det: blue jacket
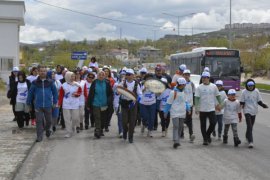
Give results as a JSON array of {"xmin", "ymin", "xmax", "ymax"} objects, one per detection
[{"xmin": 27, "ymin": 77, "xmax": 58, "ymax": 109}]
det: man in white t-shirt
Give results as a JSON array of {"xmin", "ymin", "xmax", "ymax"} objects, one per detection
[{"xmin": 195, "ymin": 71, "xmax": 222, "ymax": 145}]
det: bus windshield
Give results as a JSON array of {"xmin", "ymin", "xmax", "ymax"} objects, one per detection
[{"xmin": 205, "ymin": 57, "xmax": 241, "ymax": 79}]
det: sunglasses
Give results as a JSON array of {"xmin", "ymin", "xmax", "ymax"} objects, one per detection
[{"xmin": 88, "ymin": 76, "xmax": 94, "ymax": 79}]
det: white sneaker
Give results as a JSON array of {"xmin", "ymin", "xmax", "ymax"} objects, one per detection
[
  {"xmin": 248, "ymin": 143, "xmax": 254, "ymax": 148},
  {"xmin": 147, "ymin": 130, "xmax": 153, "ymax": 137},
  {"xmin": 162, "ymin": 131, "xmax": 166, "ymax": 137},
  {"xmin": 119, "ymin": 133, "xmax": 123, "ymax": 138},
  {"xmin": 65, "ymin": 134, "xmax": 71, "ymax": 138},
  {"xmin": 141, "ymin": 125, "xmax": 145, "ymax": 134}
]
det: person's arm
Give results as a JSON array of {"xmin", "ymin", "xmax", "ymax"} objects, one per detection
[
  {"xmin": 26, "ymin": 84, "xmax": 35, "ymax": 106},
  {"xmin": 52, "ymin": 83, "xmax": 58, "ymax": 106}
]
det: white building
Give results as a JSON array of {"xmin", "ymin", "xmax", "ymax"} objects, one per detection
[{"xmin": 0, "ymin": 1, "xmax": 25, "ymax": 82}]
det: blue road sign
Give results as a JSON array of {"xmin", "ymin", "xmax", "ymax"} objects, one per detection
[{"xmin": 71, "ymin": 51, "xmax": 88, "ymax": 60}]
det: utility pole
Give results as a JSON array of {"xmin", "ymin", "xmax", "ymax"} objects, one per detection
[{"xmin": 229, "ymin": 0, "xmax": 232, "ymax": 49}]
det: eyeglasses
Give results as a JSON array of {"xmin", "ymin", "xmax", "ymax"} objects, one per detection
[{"xmin": 88, "ymin": 76, "xmax": 94, "ymax": 79}]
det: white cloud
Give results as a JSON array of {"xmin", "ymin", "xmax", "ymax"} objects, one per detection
[
  {"xmin": 103, "ymin": 11, "xmax": 125, "ymax": 19},
  {"xmin": 93, "ymin": 23, "xmax": 117, "ymax": 33},
  {"xmin": 18, "ymin": 0, "xmax": 270, "ymax": 42}
]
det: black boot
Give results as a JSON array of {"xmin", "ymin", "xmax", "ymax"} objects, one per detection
[
  {"xmin": 234, "ymin": 137, "xmax": 241, "ymax": 147},
  {"xmin": 223, "ymin": 135, "xmax": 228, "ymax": 144}
]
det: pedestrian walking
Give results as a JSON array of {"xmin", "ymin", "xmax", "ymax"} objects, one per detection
[
  {"xmin": 27, "ymin": 66, "xmax": 58, "ymax": 142},
  {"xmin": 58, "ymin": 71, "xmax": 82, "ymax": 138},
  {"xmin": 164, "ymin": 77, "xmax": 190, "ymax": 149},
  {"xmin": 195, "ymin": 71, "xmax": 222, "ymax": 145},
  {"xmin": 157, "ymin": 78, "xmax": 171, "ymax": 137},
  {"xmin": 87, "ymin": 71, "xmax": 113, "ymax": 139},
  {"xmin": 119, "ymin": 69, "xmax": 142, "ymax": 143},
  {"xmin": 10, "ymin": 71, "xmax": 31, "ymax": 128},
  {"xmin": 84, "ymin": 72, "xmax": 95, "ymax": 129},
  {"xmin": 240, "ymin": 79, "xmax": 268, "ymax": 148},
  {"xmin": 212, "ymin": 80, "xmax": 227, "ymax": 140},
  {"xmin": 222, "ymin": 89, "xmax": 242, "ymax": 147},
  {"xmin": 7, "ymin": 67, "xmax": 19, "ymax": 122}
]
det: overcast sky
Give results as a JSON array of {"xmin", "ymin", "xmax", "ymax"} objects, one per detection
[{"xmin": 20, "ymin": 0, "xmax": 270, "ymax": 43}]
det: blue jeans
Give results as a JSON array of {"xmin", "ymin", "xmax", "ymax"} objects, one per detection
[
  {"xmin": 141, "ymin": 103, "xmax": 156, "ymax": 131},
  {"xmin": 216, "ymin": 114, "xmax": 223, "ymax": 137},
  {"xmin": 116, "ymin": 110, "xmax": 123, "ymax": 134}
]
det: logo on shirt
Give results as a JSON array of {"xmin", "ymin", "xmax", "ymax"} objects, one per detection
[
  {"xmin": 64, "ymin": 92, "xmax": 70, "ymax": 99},
  {"xmin": 19, "ymin": 90, "xmax": 28, "ymax": 97}
]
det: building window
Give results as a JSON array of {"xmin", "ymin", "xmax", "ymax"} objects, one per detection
[{"xmin": 0, "ymin": 57, "xmax": 13, "ymax": 71}]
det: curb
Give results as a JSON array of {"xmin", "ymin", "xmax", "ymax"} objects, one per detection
[{"xmin": 11, "ymin": 139, "xmax": 36, "ymax": 180}]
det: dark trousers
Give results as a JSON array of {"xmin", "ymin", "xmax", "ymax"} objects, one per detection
[
  {"xmin": 245, "ymin": 113, "xmax": 256, "ymax": 143},
  {"xmin": 12, "ymin": 103, "xmax": 16, "ymax": 119},
  {"xmin": 136, "ymin": 103, "xmax": 142, "ymax": 126},
  {"xmin": 199, "ymin": 111, "xmax": 216, "ymax": 141},
  {"xmin": 154, "ymin": 111, "xmax": 159, "ymax": 129},
  {"xmin": 16, "ymin": 111, "xmax": 30, "ymax": 128},
  {"xmin": 93, "ymin": 107, "xmax": 107, "ymax": 135},
  {"xmin": 215, "ymin": 114, "xmax": 223, "ymax": 137},
  {"xmin": 105, "ymin": 105, "xmax": 114, "ymax": 129},
  {"xmin": 30, "ymin": 102, "xmax": 36, "ymax": 119},
  {"xmin": 159, "ymin": 111, "xmax": 170, "ymax": 131},
  {"xmin": 85, "ymin": 107, "xmax": 95, "ymax": 127},
  {"xmin": 122, "ymin": 105, "xmax": 137, "ymax": 138},
  {"xmin": 58, "ymin": 106, "xmax": 65, "ymax": 128}
]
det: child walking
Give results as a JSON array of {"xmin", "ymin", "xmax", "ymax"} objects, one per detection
[
  {"xmin": 164, "ymin": 77, "xmax": 190, "ymax": 149},
  {"xmin": 240, "ymin": 79, "xmax": 268, "ymax": 148},
  {"xmin": 222, "ymin": 89, "xmax": 242, "ymax": 147}
]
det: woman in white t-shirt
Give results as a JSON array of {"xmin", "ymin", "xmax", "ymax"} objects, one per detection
[
  {"xmin": 58, "ymin": 71, "xmax": 82, "ymax": 138},
  {"xmin": 10, "ymin": 72, "xmax": 31, "ymax": 128}
]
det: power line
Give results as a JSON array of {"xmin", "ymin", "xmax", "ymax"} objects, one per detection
[{"xmin": 33, "ymin": 0, "xmax": 161, "ymax": 28}]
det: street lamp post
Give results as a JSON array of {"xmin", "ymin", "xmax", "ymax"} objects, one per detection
[
  {"xmin": 163, "ymin": 12, "xmax": 195, "ymax": 51},
  {"xmin": 229, "ymin": 0, "xmax": 232, "ymax": 49}
]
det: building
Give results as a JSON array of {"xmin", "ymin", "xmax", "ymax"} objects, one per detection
[
  {"xmin": 0, "ymin": 1, "xmax": 25, "ymax": 82},
  {"xmin": 107, "ymin": 48, "xmax": 129, "ymax": 62},
  {"xmin": 138, "ymin": 46, "xmax": 163, "ymax": 64}
]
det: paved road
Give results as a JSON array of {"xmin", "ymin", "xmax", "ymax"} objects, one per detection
[{"xmin": 14, "ymin": 93, "xmax": 270, "ymax": 180}]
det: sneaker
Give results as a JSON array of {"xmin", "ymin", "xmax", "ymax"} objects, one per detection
[
  {"xmin": 52, "ymin": 126, "xmax": 56, "ymax": 132},
  {"xmin": 128, "ymin": 137, "xmax": 133, "ymax": 143},
  {"xmin": 203, "ymin": 140, "xmax": 209, "ymax": 146},
  {"xmin": 64, "ymin": 134, "xmax": 71, "ymax": 138},
  {"xmin": 123, "ymin": 132, "xmax": 127, "ymax": 140},
  {"xmin": 46, "ymin": 130, "xmax": 51, "ymax": 138},
  {"xmin": 173, "ymin": 143, "xmax": 180, "ymax": 149},
  {"xmin": 190, "ymin": 134, "xmax": 195, "ymax": 142},
  {"xmin": 248, "ymin": 143, "xmax": 254, "ymax": 148},
  {"xmin": 31, "ymin": 119, "xmax": 36, "ymax": 126},
  {"xmin": 162, "ymin": 131, "xmax": 166, "ymax": 137},
  {"xmin": 94, "ymin": 133, "xmax": 100, "ymax": 139},
  {"xmin": 141, "ymin": 125, "xmax": 145, "ymax": 134},
  {"xmin": 147, "ymin": 130, "xmax": 153, "ymax": 137},
  {"xmin": 119, "ymin": 133, "xmax": 123, "ymax": 138},
  {"xmin": 207, "ymin": 137, "xmax": 212, "ymax": 144}
]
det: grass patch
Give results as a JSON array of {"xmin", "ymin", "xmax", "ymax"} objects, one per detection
[{"xmin": 0, "ymin": 78, "xmax": 6, "ymax": 91}]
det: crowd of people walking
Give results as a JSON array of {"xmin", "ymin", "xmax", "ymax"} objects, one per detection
[{"xmin": 6, "ymin": 58, "xmax": 268, "ymax": 149}]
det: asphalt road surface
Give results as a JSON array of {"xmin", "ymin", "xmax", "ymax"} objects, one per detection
[{"xmin": 14, "ymin": 93, "xmax": 270, "ymax": 180}]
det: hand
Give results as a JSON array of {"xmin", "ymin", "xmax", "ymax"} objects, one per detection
[{"xmin": 215, "ymin": 104, "xmax": 221, "ymax": 112}]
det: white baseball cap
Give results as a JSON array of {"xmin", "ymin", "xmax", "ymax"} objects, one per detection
[
  {"xmin": 12, "ymin": 67, "xmax": 19, "ymax": 72},
  {"xmin": 177, "ymin": 77, "xmax": 187, "ymax": 85},
  {"xmin": 82, "ymin": 66, "xmax": 88, "ymax": 71},
  {"xmin": 87, "ymin": 68, "xmax": 93, "ymax": 72},
  {"xmin": 161, "ymin": 77, "xmax": 168, "ymax": 84},
  {"xmin": 179, "ymin": 64, "xmax": 186, "ymax": 71},
  {"xmin": 215, "ymin": 80, "xmax": 223, "ymax": 86},
  {"xmin": 228, "ymin": 89, "xmax": 236, "ymax": 95},
  {"xmin": 140, "ymin": 67, "xmax": 148, "ymax": 73},
  {"xmin": 204, "ymin": 67, "xmax": 210, "ymax": 72},
  {"xmin": 125, "ymin": 69, "xmax": 134, "ymax": 75},
  {"xmin": 183, "ymin": 69, "xmax": 191, "ymax": 74},
  {"xmin": 201, "ymin": 71, "xmax": 210, "ymax": 77}
]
